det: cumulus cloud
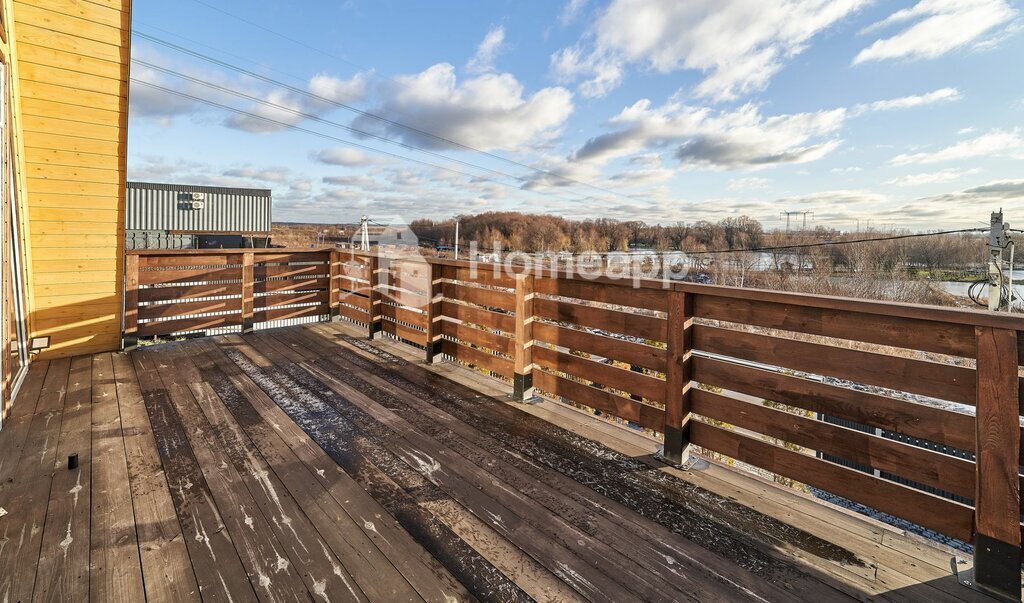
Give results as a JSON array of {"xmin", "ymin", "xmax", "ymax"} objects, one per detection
[
  {"xmin": 572, "ymin": 99, "xmax": 846, "ymax": 170},
  {"xmin": 890, "ymin": 129, "xmax": 1023, "ymax": 165},
  {"xmin": 551, "ymin": 0, "xmax": 867, "ymax": 100},
  {"xmin": 854, "ymin": 0, "xmax": 1018, "ymax": 64},
  {"xmin": 353, "ymin": 63, "xmax": 573, "ymax": 151},
  {"xmin": 466, "ymin": 25, "xmax": 506, "ymax": 74},
  {"xmin": 884, "ymin": 168, "xmax": 981, "ymax": 187},
  {"xmin": 853, "ymin": 87, "xmax": 961, "ymax": 114},
  {"xmin": 222, "ymin": 166, "xmax": 291, "ymax": 183},
  {"xmin": 226, "ymin": 72, "xmax": 369, "ymax": 133}
]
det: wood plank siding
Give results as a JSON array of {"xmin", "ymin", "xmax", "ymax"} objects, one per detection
[{"xmin": 12, "ymin": 0, "xmax": 131, "ymax": 358}]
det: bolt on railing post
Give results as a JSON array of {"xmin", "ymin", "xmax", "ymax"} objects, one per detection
[
  {"xmin": 367, "ymin": 254, "xmax": 382, "ymax": 339},
  {"xmin": 424, "ymin": 261, "xmax": 444, "ymax": 363},
  {"xmin": 512, "ymin": 270, "xmax": 535, "ymax": 401},
  {"xmin": 663, "ymin": 289, "xmax": 693, "ymax": 465},
  {"xmin": 122, "ymin": 253, "xmax": 139, "ymax": 351},
  {"xmin": 241, "ymin": 252, "xmax": 254, "ymax": 334},
  {"xmin": 971, "ymin": 326, "xmax": 1021, "ymax": 601},
  {"xmin": 329, "ymin": 248, "xmax": 340, "ymax": 322}
]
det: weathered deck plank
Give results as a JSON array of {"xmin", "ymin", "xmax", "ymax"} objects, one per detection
[{"xmin": 0, "ymin": 322, "xmax": 998, "ymax": 602}]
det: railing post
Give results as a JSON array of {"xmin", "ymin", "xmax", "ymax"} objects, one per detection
[
  {"xmin": 425, "ymin": 261, "xmax": 443, "ymax": 363},
  {"xmin": 367, "ymin": 254, "xmax": 381, "ymax": 339},
  {"xmin": 329, "ymin": 248, "xmax": 340, "ymax": 322},
  {"xmin": 241, "ymin": 252, "xmax": 254, "ymax": 334},
  {"xmin": 663, "ymin": 289, "xmax": 693, "ymax": 465},
  {"xmin": 971, "ymin": 326, "xmax": 1021, "ymax": 601},
  {"xmin": 512, "ymin": 271, "xmax": 535, "ymax": 401},
  {"xmin": 123, "ymin": 253, "xmax": 138, "ymax": 350}
]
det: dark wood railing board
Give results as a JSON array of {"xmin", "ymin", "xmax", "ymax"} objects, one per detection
[
  {"xmin": 254, "ymin": 304, "xmax": 329, "ymax": 324},
  {"xmin": 534, "ymin": 298, "xmax": 668, "ymax": 343},
  {"xmin": 440, "ymin": 301, "xmax": 515, "ymax": 334},
  {"xmin": 533, "ymin": 369, "xmax": 664, "ymax": 431},
  {"xmin": 380, "ymin": 303, "xmax": 428, "ymax": 328},
  {"xmin": 439, "ymin": 320, "xmax": 514, "ymax": 356},
  {"xmin": 381, "ymin": 320, "xmax": 428, "ymax": 347},
  {"xmin": 256, "ymin": 290, "xmax": 329, "ymax": 310},
  {"xmin": 693, "ymin": 325, "xmax": 976, "ymax": 406},
  {"xmin": 137, "ymin": 314, "xmax": 241, "ymax": 337},
  {"xmin": 691, "ymin": 389, "xmax": 976, "ymax": 500},
  {"xmin": 337, "ymin": 304, "xmax": 370, "ymax": 325},
  {"xmin": 439, "ymin": 264, "xmax": 516, "ymax": 289},
  {"xmin": 441, "ymin": 281, "xmax": 515, "ymax": 312},
  {"xmin": 532, "ymin": 345, "xmax": 665, "ymax": 403},
  {"xmin": 255, "ymin": 278, "xmax": 330, "ymax": 293},
  {"xmin": 139, "ymin": 254, "xmax": 235, "ymax": 267},
  {"xmin": 694, "ymin": 295, "xmax": 976, "ymax": 358},
  {"xmin": 690, "ymin": 421, "xmax": 974, "ymax": 542},
  {"xmin": 139, "ymin": 298, "xmax": 238, "ymax": 321},
  {"xmin": 692, "ymin": 356, "xmax": 977, "ymax": 453},
  {"xmin": 532, "ymin": 322, "xmax": 667, "ymax": 373},
  {"xmin": 138, "ymin": 267, "xmax": 240, "ymax": 286},
  {"xmin": 138, "ymin": 283, "xmax": 243, "ymax": 303},
  {"xmin": 440, "ymin": 339, "xmax": 514, "ymax": 378},
  {"xmin": 535, "ymin": 277, "xmax": 669, "ymax": 313},
  {"xmin": 338, "ymin": 291, "xmax": 371, "ymax": 313},
  {"xmin": 255, "ymin": 264, "xmax": 328, "ymax": 279},
  {"xmin": 377, "ymin": 285, "xmax": 430, "ymax": 309}
]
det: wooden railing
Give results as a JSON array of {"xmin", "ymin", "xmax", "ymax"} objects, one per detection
[{"xmin": 125, "ymin": 247, "xmax": 1024, "ymax": 599}]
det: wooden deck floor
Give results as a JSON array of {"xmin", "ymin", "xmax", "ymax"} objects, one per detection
[{"xmin": 0, "ymin": 321, "xmax": 994, "ymax": 602}]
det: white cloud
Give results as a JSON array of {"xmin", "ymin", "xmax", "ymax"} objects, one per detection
[
  {"xmin": 560, "ymin": 0, "xmax": 588, "ymax": 25},
  {"xmin": 890, "ymin": 129, "xmax": 1023, "ymax": 165},
  {"xmin": 314, "ymin": 148, "xmax": 381, "ymax": 167},
  {"xmin": 853, "ymin": 87, "xmax": 961, "ymax": 114},
  {"xmin": 727, "ymin": 177, "xmax": 771, "ymax": 191},
  {"xmin": 830, "ymin": 166, "xmax": 863, "ymax": 173},
  {"xmin": 226, "ymin": 72, "xmax": 369, "ymax": 133},
  {"xmin": 222, "ymin": 166, "xmax": 291, "ymax": 183},
  {"xmin": 958, "ymin": 126, "xmax": 977, "ymax": 135},
  {"xmin": 551, "ymin": 0, "xmax": 868, "ymax": 101},
  {"xmin": 570, "ymin": 99, "xmax": 846, "ymax": 170},
  {"xmin": 466, "ymin": 25, "xmax": 507, "ymax": 74},
  {"xmin": 854, "ymin": 0, "xmax": 1018, "ymax": 64},
  {"xmin": 353, "ymin": 63, "xmax": 573, "ymax": 152},
  {"xmin": 884, "ymin": 168, "xmax": 981, "ymax": 187}
]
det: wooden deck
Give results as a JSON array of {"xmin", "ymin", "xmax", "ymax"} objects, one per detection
[{"xmin": 0, "ymin": 321, "xmax": 997, "ymax": 602}]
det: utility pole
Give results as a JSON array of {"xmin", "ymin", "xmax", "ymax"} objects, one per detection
[
  {"xmin": 359, "ymin": 215, "xmax": 370, "ymax": 251},
  {"xmin": 987, "ymin": 210, "xmax": 1010, "ymax": 311},
  {"xmin": 781, "ymin": 211, "xmax": 813, "ymax": 232},
  {"xmin": 454, "ymin": 218, "xmax": 459, "ymax": 259}
]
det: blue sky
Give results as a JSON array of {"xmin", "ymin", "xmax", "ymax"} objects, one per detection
[{"xmin": 128, "ymin": 0, "xmax": 1024, "ymax": 230}]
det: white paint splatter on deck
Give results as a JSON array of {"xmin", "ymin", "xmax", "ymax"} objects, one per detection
[
  {"xmin": 406, "ymin": 449, "xmax": 441, "ymax": 479},
  {"xmin": 193, "ymin": 512, "xmax": 216, "ymax": 561},
  {"xmin": 68, "ymin": 473, "xmax": 82, "ymax": 508},
  {"xmin": 318, "ymin": 539, "xmax": 361, "ymax": 601},
  {"xmin": 58, "ymin": 520, "xmax": 73, "ymax": 560}
]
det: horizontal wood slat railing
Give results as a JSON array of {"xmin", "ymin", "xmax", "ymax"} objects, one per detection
[{"xmin": 124, "ymin": 247, "xmax": 1024, "ymax": 597}]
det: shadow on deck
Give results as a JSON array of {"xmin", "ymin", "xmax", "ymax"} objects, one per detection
[{"xmin": 0, "ymin": 321, "xmax": 997, "ymax": 602}]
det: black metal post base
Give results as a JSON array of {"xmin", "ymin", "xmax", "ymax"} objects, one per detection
[
  {"xmin": 368, "ymin": 321, "xmax": 382, "ymax": 340},
  {"xmin": 510, "ymin": 373, "xmax": 541, "ymax": 404},
  {"xmin": 242, "ymin": 318, "xmax": 254, "ymax": 335},
  {"xmin": 662, "ymin": 426, "xmax": 687, "ymax": 466},
  {"xmin": 961, "ymin": 534, "xmax": 1023, "ymax": 602},
  {"xmin": 123, "ymin": 334, "xmax": 137, "ymax": 352},
  {"xmin": 425, "ymin": 341, "xmax": 440, "ymax": 364}
]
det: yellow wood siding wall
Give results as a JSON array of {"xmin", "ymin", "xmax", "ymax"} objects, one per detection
[{"xmin": 12, "ymin": 0, "xmax": 130, "ymax": 358}]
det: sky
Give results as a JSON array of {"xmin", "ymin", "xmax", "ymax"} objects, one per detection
[{"xmin": 127, "ymin": 0, "xmax": 1024, "ymax": 231}]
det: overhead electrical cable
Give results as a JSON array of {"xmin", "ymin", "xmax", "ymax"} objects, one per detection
[
  {"xmin": 130, "ymin": 79, "xmax": 607, "ymax": 206},
  {"xmin": 133, "ymin": 30, "xmax": 647, "ymax": 204}
]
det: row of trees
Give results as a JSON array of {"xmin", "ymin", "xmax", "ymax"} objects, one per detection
[{"xmin": 410, "ymin": 212, "xmax": 988, "ymax": 273}]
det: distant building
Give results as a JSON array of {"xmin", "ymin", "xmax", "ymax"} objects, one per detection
[{"xmin": 125, "ymin": 182, "xmax": 272, "ymax": 249}]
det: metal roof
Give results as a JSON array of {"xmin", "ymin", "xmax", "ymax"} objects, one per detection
[{"xmin": 126, "ymin": 181, "xmax": 272, "ymax": 233}]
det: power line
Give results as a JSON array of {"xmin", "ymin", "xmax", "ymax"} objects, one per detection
[
  {"xmin": 133, "ymin": 30, "xmax": 647, "ymax": 204},
  {"xmin": 682, "ymin": 228, "xmax": 986, "ymax": 255},
  {"xmin": 132, "ymin": 58, "xmax": 594, "ymax": 203},
  {"xmin": 129, "ymin": 79, "xmax": 601, "ymax": 206}
]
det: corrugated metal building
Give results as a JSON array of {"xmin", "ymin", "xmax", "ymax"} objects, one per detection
[{"xmin": 125, "ymin": 182, "xmax": 273, "ymax": 249}]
